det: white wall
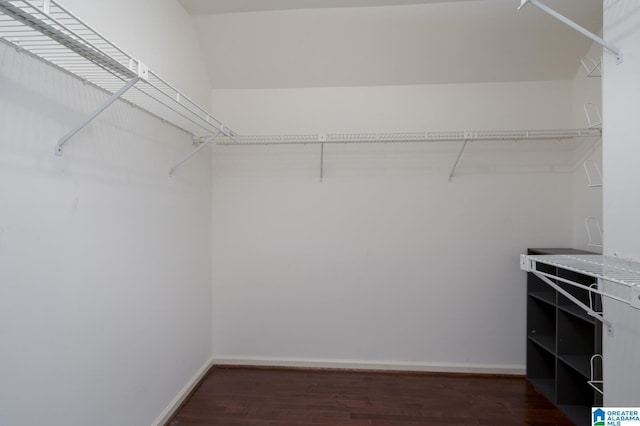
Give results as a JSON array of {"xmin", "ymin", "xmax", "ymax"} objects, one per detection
[
  {"xmin": 191, "ymin": 0, "xmax": 600, "ymax": 89},
  {"xmin": 209, "ymin": 81, "xmax": 578, "ymax": 372},
  {"xmin": 211, "ymin": 81, "xmax": 574, "ymax": 134},
  {"xmin": 0, "ymin": 1, "xmax": 214, "ymax": 425},
  {"xmin": 601, "ymin": 0, "xmax": 640, "ymax": 406},
  {"xmin": 602, "ymin": 0, "xmax": 640, "ymax": 261}
]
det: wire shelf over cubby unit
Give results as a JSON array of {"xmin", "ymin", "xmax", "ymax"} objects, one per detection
[
  {"xmin": 524, "ymin": 255, "xmax": 640, "ymax": 288},
  {"xmin": 0, "ymin": 0, "xmax": 236, "ymax": 155},
  {"xmin": 521, "ymin": 254, "xmax": 640, "ymax": 335}
]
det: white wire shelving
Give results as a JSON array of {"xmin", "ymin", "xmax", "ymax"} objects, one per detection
[
  {"xmin": 0, "ymin": 0, "xmax": 604, "ymax": 175},
  {"xmin": 522, "ymin": 254, "xmax": 640, "ymax": 288},
  {"xmin": 213, "ymin": 129, "xmax": 601, "ymax": 146},
  {"xmin": 214, "ymin": 129, "xmax": 602, "ymax": 182},
  {"xmin": 521, "ymin": 254, "xmax": 640, "ymax": 335},
  {"xmin": 0, "ymin": 0, "xmax": 236, "ymax": 160}
]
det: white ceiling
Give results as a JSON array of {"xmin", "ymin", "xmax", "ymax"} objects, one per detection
[
  {"xmin": 178, "ymin": 0, "xmax": 481, "ymax": 15},
  {"xmin": 178, "ymin": 0, "xmax": 602, "ymax": 89}
]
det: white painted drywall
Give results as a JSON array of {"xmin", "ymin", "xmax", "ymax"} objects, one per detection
[
  {"xmin": 602, "ymin": 0, "xmax": 640, "ymax": 261},
  {"xmin": 211, "ymin": 81, "xmax": 575, "ymax": 134},
  {"xmin": 601, "ymin": 0, "xmax": 640, "ymax": 406},
  {"xmin": 209, "ymin": 81, "xmax": 579, "ymax": 371},
  {"xmin": 0, "ymin": 1, "xmax": 214, "ymax": 425},
  {"xmin": 191, "ymin": 0, "xmax": 600, "ymax": 89}
]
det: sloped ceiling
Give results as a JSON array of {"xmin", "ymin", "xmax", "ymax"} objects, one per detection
[{"xmin": 178, "ymin": 0, "xmax": 602, "ymax": 89}]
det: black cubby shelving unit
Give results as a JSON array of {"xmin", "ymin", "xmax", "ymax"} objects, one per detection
[{"xmin": 526, "ymin": 248, "xmax": 603, "ymax": 426}]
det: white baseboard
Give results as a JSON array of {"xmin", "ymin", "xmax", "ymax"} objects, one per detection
[
  {"xmin": 212, "ymin": 356, "xmax": 525, "ymax": 376},
  {"xmin": 151, "ymin": 355, "xmax": 216, "ymax": 426}
]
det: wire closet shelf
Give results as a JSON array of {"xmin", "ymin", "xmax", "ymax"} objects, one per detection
[
  {"xmin": 523, "ymin": 255, "xmax": 640, "ymax": 288},
  {"xmin": 0, "ymin": 0, "xmax": 236, "ymax": 152},
  {"xmin": 0, "ymin": 0, "xmax": 603, "ymax": 172},
  {"xmin": 214, "ymin": 129, "xmax": 602, "ymax": 146},
  {"xmin": 521, "ymin": 254, "xmax": 640, "ymax": 335}
]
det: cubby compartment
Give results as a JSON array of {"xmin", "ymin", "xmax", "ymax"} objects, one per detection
[
  {"xmin": 528, "ymin": 273, "xmax": 557, "ymax": 305},
  {"xmin": 527, "ymin": 296, "xmax": 556, "ymax": 354},
  {"xmin": 557, "ymin": 310, "xmax": 595, "ymax": 378},
  {"xmin": 557, "ymin": 361, "xmax": 593, "ymax": 426},
  {"xmin": 527, "ymin": 341, "xmax": 556, "ymax": 401}
]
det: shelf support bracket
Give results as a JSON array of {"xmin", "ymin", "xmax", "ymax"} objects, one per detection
[
  {"xmin": 448, "ymin": 138, "xmax": 470, "ymax": 182},
  {"xmin": 318, "ymin": 133, "xmax": 327, "ymax": 183},
  {"xmin": 585, "ymin": 217, "xmax": 604, "ymax": 248},
  {"xmin": 169, "ymin": 129, "xmax": 222, "ymax": 176},
  {"xmin": 320, "ymin": 141, "xmax": 325, "ymax": 183},
  {"xmin": 584, "ymin": 103, "xmax": 602, "ymax": 129},
  {"xmin": 518, "ymin": 0, "xmax": 623, "ymax": 64},
  {"xmin": 55, "ymin": 76, "xmax": 140, "ymax": 156},
  {"xmin": 584, "ymin": 160, "xmax": 603, "ymax": 187},
  {"xmin": 533, "ymin": 271, "xmax": 614, "ymax": 335},
  {"xmin": 581, "ymin": 57, "xmax": 602, "ymax": 78}
]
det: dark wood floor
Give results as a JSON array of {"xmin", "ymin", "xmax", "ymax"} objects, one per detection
[{"xmin": 168, "ymin": 367, "xmax": 574, "ymax": 426}]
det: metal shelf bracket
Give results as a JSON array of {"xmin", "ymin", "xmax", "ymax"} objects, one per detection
[
  {"xmin": 584, "ymin": 160, "xmax": 603, "ymax": 187},
  {"xmin": 584, "ymin": 103, "xmax": 602, "ymax": 129},
  {"xmin": 520, "ymin": 255, "xmax": 614, "ymax": 335},
  {"xmin": 537, "ymin": 271, "xmax": 613, "ymax": 335},
  {"xmin": 518, "ymin": 0, "xmax": 624, "ymax": 64},
  {"xmin": 55, "ymin": 76, "xmax": 140, "ymax": 156},
  {"xmin": 169, "ymin": 129, "xmax": 223, "ymax": 176},
  {"xmin": 448, "ymin": 132, "xmax": 474, "ymax": 182},
  {"xmin": 585, "ymin": 217, "xmax": 604, "ymax": 248},
  {"xmin": 319, "ymin": 133, "xmax": 326, "ymax": 183},
  {"xmin": 581, "ymin": 57, "xmax": 602, "ymax": 78}
]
